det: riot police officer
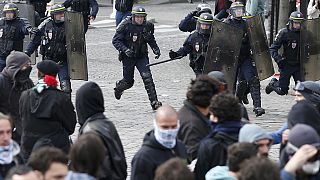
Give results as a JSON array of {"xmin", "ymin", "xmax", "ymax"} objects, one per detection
[
  {"xmin": 179, "ymin": 3, "xmax": 212, "ymax": 33},
  {"xmin": 266, "ymin": 11, "xmax": 304, "ymax": 96},
  {"xmin": 63, "ymin": 0, "xmax": 99, "ymax": 33},
  {"xmin": 169, "ymin": 13, "xmax": 214, "ymax": 76},
  {"xmin": 224, "ymin": 1, "xmax": 265, "ymax": 117},
  {"xmin": 25, "ymin": 4, "xmax": 72, "ymax": 96},
  {"xmin": 26, "ymin": 0, "xmax": 51, "ymax": 19},
  {"xmin": 0, "ymin": 3, "xmax": 33, "ymax": 71},
  {"xmin": 112, "ymin": 6, "xmax": 162, "ymax": 110}
]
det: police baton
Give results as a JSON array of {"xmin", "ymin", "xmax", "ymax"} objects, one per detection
[{"xmin": 146, "ymin": 56, "xmax": 183, "ymax": 67}]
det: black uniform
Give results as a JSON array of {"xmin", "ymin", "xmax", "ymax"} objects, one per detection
[
  {"xmin": 26, "ymin": 17, "xmax": 71, "ymax": 94},
  {"xmin": 63, "ymin": 0, "xmax": 99, "ymax": 33},
  {"xmin": 268, "ymin": 26, "xmax": 301, "ymax": 95},
  {"xmin": 112, "ymin": 13, "xmax": 162, "ymax": 110},
  {"xmin": 0, "ymin": 18, "xmax": 31, "ymax": 71},
  {"xmin": 27, "ymin": 0, "xmax": 51, "ymax": 19}
]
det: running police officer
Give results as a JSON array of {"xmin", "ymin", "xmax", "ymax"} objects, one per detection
[
  {"xmin": 179, "ymin": 3, "xmax": 212, "ymax": 33},
  {"xmin": 63, "ymin": 0, "xmax": 99, "ymax": 33},
  {"xmin": 224, "ymin": 1, "xmax": 265, "ymax": 117},
  {"xmin": 266, "ymin": 11, "xmax": 304, "ymax": 96},
  {"xmin": 112, "ymin": 6, "xmax": 162, "ymax": 110},
  {"xmin": 169, "ymin": 13, "xmax": 214, "ymax": 76},
  {"xmin": 0, "ymin": 3, "xmax": 33, "ymax": 71},
  {"xmin": 25, "ymin": 5, "xmax": 72, "ymax": 96}
]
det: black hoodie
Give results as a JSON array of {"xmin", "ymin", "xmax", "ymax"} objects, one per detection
[
  {"xmin": 131, "ymin": 130, "xmax": 187, "ymax": 180},
  {"xmin": 0, "ymin": 51, "xmax": 33, "ymax": 143},
  {"xmin": 77, "ymin": 82, "xmax": 127, "ymax": 180}
]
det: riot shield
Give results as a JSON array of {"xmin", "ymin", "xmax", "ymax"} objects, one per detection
[
  {"xmin": 246, "ymin": 15, "xmax": 274, "ymax": 80},
  {"xmin": 300, "ymin": 18, "xmax": 320, "ymax": 81},
  {"xmin": 203, "ymin": 21, "xmax": 243, "ymax": 92},
  {"xmin": 0, "ymin": 2, "xmax": 36, "ymax": 64},
  {"xmin": 64, "ymin": 11, "xmax": 88, "ymax": 81}
]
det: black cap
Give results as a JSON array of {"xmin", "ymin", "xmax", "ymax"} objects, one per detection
[{"xmin": 36, "ymin": 60, "xmax": 59, "ymax": 76}]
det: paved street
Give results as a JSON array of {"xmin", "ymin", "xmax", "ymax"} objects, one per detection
[{"xmin": 31, "ymin": 2, "xmax": 296, "ymax": 177}]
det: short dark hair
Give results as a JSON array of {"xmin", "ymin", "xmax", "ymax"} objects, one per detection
[
  {"xmin": 5, "ymin": 165, "xmax": 33, "ymax": 180},
  {"xmin": 227, "ymin": 142, "xmax": 258, "ymax": 172},
  {"xmin": 154, "ymin": 158, "xmax": 194, "ymax": 180},
  {"xmin": 28, "ymin": 147, "xmax": 68, "ymax": 174},
  {"xmin": 186, "ymin": 75, "xmax": 222, "ymax": 108},
  {"xmin": 238, "ymin": 157, "xmax": 280, "ymax": 180},
  {"xmin": 209, "ymin": 92, "xmax": 241, "ymax": 122},
  {"xmin": 69, "ymin": 133, "xmax": 107, "ymax": 177}
]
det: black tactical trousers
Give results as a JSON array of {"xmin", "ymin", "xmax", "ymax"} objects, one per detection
[
  {"xmin": 118, "ymin": 55, "xmax": 159, "ymax": 103},
  {"xmin": 278, "ymin": 64, "xmax": 301, "ymax": 94}
]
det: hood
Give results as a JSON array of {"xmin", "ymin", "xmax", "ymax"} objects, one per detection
[
  {"xmin": 205, "ymin": 166, "xmax": 237, "ymax": 180},
  {"xmin": 65, "ymin": 171, "xmax": 95, "ymax": 180},
  {"xmin": 142, "ymin": 130, "xmax": 169, "ymax": 150},
  {"xmin": 76, "ymin": 82, "xmax": 105, "ymax": 126},
  {"xmin": 2, "ymin": 51, "xmax": 30, "ymax": 80},
  {"xmin": 288, "ymin": 100, "xmax": 320, "ymax": 135},
  {"xmin": 239, "ymin": 124, "xmax": 273, "ymax": 143}
]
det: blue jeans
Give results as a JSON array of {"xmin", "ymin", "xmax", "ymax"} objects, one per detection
[
  {"xmin": 58, "ymin": 61, "xmax": 70, "ymax": 82},
  {"xmin": 116, "ymin": 11, "xmax": 131, "ymax": 26}
]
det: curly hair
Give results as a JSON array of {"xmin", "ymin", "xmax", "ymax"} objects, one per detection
[
  {"xmin": 186, "ymin": 75, "xmax": 223, "ymax": 108},
  {"xmin": 209, "ymin": 92, "xmax": 241, "ymax": 122}
]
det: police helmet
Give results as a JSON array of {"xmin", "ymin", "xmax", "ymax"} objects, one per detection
[
  {"xmin": 196, "ymin": 3, "xmax": 210, "ymax": 12},
  {"xmin": 229, "ymin": 1, "xmax": 245, "ymax": 18},
  {"xmin": 49, "ymin": 4, "xmax": 66, "ymax": 22},
  {"xmin": 196, "ymin": 13, "xmax": 215, "ymax": 35},
  {"xmin": 196, "ymin": 3, "xmax": 212, "ymax": 15},
  {"xmin": 289, "ymin": 11, "xmax": 304, "ymax": 31},
  {"xmin": 2, "ymin": 3, "xmax": 19, "ymax": 20},
  {"xmin": 131, "ymin": 6, "xmax": 147, "ymax": 25}
]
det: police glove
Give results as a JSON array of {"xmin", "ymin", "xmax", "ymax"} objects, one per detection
[
  {"xmin": 153, "ymin": 48, "xmax": 161, "ymax": 59},
  {"xmin": 27, "ymin": 27, "xmax": 39, "ymax": 35},
  {"xmin": 169, "ymin": 50, "xmax": 179, "ymax": 60},
  {"xmin": 24, "ymin": 51, "xmax": 31, "ymax": 57},
  {"xmin": 275, "ymin": 55, "xmax": 285, "ymax": 69},
  {"xmin": 125, "ymin": 49, "xmax": 134, "ymax": 58},
  {"xmin": 190, "ymin": 10, "xmax": 198, "ymax": 16}
]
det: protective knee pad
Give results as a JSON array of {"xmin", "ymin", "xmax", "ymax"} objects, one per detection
[{"xmin": 115, "ymin": 80, "xmax": 134, "ymax": 91}]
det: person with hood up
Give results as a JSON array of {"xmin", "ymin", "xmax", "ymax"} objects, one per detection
[
  {"xmin": 131, "ymin": 105, "xmax": 187, "ymax": 180},
  {"xmin": 76, "ymin": 81, "xmax": 127, "ymax": 180},
  {"xmin": 0, "ymin": 51, "xmax": 33, "ymax": 144},
  {"xmin": 19, "ymin": 60, "xmax": 76, "ymax": 160},
  {"xmin": 195, "ymin": 92, "xmax": 243, "ymax": 180},
  {"xmin": 239, "ymin": 123, "xmax": 273, "ymax": 157}
]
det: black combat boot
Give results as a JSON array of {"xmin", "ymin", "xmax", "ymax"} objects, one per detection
[
  {"xmin": 114, "ymin": 80, "xmax": 134, "ymax": 100},
  {"xmin": 236, "ymin": 80, "xmax": 249, "ymax": 104},
  {"xmin": 249, "ymin": 77, "xmax": 265, "ymax": 117},
  {"xmin": 143, "ymin": 75, "xmax": 162, "ymax": 110},
  {"xmin": 60, "ymin": 80, "xmax": 72, "ymax": 99},
  {"xmin": 265, "ymin": 78, "xmax": 278, "ymax": 94}
]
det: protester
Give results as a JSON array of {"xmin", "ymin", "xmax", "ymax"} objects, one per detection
[
  {"xmin": 66, "ymin": 133, "xmax": 106, "ymax": 180},
  {"xmin": 195, "ymin": 92, "xmax": 242, "ymax": 180},
  {"xmin": 131, "ymin": 105, "xmax": 187, "ymax": 180},
  {"xmin": 5, "ymin": 165, "xmax": 39, "ymax": 180},
  {"xmin": 154, "ymin": 157, "xmax": 194, "ymax": 180},
  {"xmin": 76, "ymin": 81, "xmax": 127, "ymax": 180},
  {"xmin": 178, "ymin": 75, "xmax": 223, "ymax": 162}
]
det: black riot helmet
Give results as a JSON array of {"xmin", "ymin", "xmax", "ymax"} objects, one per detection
[
  {"xmin": 196, "ymin": 13, "xmax": 215, "ymax": 35},
  {"xmin": 229, "ymin": 1, "xmax": 245, "ymax": 19},
  {"xmin": 131, "ymin": 6, "xmax": 147, "ymax": 25},
  {"xmin": 49, "ymin": 4, "xmax": 66, "ymax": 23},
  {"xmin": 288, "ymin": 11, "xmax": 304, "ymax": 31},
  {"xmin": 196, "ymin": 3, "xmax": 212, "ymax": 16},
  {"xmin": 2, "ymin": 3, "xmax": 19, "ymax": 20}
]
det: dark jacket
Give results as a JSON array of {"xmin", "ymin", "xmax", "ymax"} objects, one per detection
[
  {"xmin": 178, "ymin": 13, "xmax": 197, "ymax": 32},
  {"xmin": 194, "ymin": 131, "xmax": 239, "ymax": 180},
  {"xmin": 63, "ymin": 0, "xmax": 99, "ymax": 17},
  {"xmin": 214, "ymin": 0, "xmax": 232, "ymax": 20},
  {"xmin": 0, "ymin": 51, "xmax": 34, "ymax": 143},
  {"xmin": 115, "ymin": 0, "xmax": 133, "ymax": 12},
  {"xmin": 76, "ymin": 81, "xmax": 127, "ymax": 180},
  {"xmin": 130, "ymin": 130, "xmax": 188, "ymax": 180},
  {"xmin": 19, "ymin": 86, "xmax": 76, "ymax": 160},
  {"xmin": 177, "ymin": 100, "xmax": 211, "ymax": 162}
]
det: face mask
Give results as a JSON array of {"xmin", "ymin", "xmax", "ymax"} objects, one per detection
[
  {"xmin": 302, "ymin": 160, "xmax": 320, "ymax": 175},
  {"xmin": 15, "ymin": 66, "xmax": 32, "ymax": 82},
  {"xmin": 153, "ymin": 120, "xmax": 179, "ymax": 149}
]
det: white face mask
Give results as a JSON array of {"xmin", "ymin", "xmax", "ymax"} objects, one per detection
[
  {"xmin": 302, "ymin": 160, "xmax": 320, "ymax": 175},
  {"xmin": 153, "ymin": 120, "xmax": 179, "ymax": 149}
]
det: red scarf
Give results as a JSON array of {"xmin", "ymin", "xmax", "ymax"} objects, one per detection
[{"xmin": 44, "ymin": 75, "xmax": 58, "ymax": 88}]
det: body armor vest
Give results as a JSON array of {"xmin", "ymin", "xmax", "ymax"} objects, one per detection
[
  {"xmin": 0, "ymin": 19, "xmax": 23, "ymax": 57},
  {"xmin": 282, "ymin": 29, "xmax": 300, "ymax": 65}
]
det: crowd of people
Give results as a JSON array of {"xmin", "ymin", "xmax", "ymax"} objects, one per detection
[{"xmin": 0, "ymin": 0, "xmax": 319, "ymax": 180}]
